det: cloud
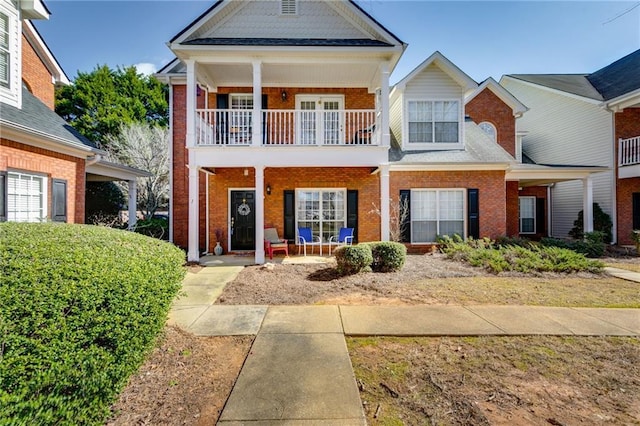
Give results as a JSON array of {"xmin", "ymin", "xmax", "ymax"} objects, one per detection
[{"xmin": 134, "ymin": 63, "xmax": 157, "ymax": 76}]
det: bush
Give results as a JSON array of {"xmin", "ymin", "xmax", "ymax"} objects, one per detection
[
  {"xmin": 363, "ymin": 241, "xmax": 407, "ymax": 272},
  {"xmin": 438, "ymin": 235, "xmax": 603, "ymax": 274},
  {"xmin": 568, "ymin": 203, "xmax": 613, "ymax": 243},
  {"xmin": 541, "ymin": 231, "xmax": 605, "ymax": 258},
  {"xmin": 133, "ymin": 217, "xmax": 169, "ymax": 240},
  {"xmin": 334, "ymin": 244, "xmax": 373, "ymax": 275},
  {"xmin": 0, "ymin": 223, "xmax": 185, "ymax": 425}
]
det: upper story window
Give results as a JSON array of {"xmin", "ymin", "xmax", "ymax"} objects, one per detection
[
  {"xmin": 0, "ymin": 11, "xmax": 10, "ymax": 88},
  {"xmin": 408, "ymin": 100, "xmax": 459, "ymax": 144},
  {"xmin": 281, "ymin": 0, "xmax": 297, "ymax": 15},
  {"xmin": 478, "ymin": 121, "xmax": 497, "ymax": 142}
]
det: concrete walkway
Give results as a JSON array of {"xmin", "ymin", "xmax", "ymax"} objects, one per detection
[{"xmin": 168, "ymin": 256, "xmax": 640, "ymax": 425}]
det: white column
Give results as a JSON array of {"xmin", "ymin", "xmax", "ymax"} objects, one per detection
[
  {"xmin": 380, "ymin": 63, "xmax": 391, "ymax": 147},
  {"xmin": 185, "ymin": 59, "xmax": 196, "ymax": 149},
  {"xmin": 380, "ymin": 164, "xmax": 390, "ymax": 241},
  {"xmin": 127, "ymin": 180, "xmax": 137, "ymax": 230},
  {"xmin": 255, "ymin": 165, "xmax": 266, "ymax": 263},
  {"xmin": 583, "ymin": 176, "xmax": 594, "ymax": 234},
  {"xmin": 187, "ymin": 159, "xmax": 200, "ymax": 261},
  {"xmin": 252, "ymin": 60, "xmax": 262, "ymax": 147}
]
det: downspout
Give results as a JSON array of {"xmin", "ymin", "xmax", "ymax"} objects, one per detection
[
  {"xmin": 599, "ymin": 102, "xmax": 618, "ymax": 244},
  {"xmin": 547, "ymin": 184, "xmax": 553, "ymax": 238}
]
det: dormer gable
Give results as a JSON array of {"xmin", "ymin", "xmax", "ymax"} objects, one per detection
[{"xmin": 390, "ymin": 51, "xmax": 478, "ymax": 151}]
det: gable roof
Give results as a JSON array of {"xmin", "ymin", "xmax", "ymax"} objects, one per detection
[
  {"xmin": 505, "ymin": 74, "xmax": 603, "ymax": 101},
  {"xmin": 393, "ymin": 51, "xmax": 477, "ymax": 93},
  {"xmin": 465, "ymin": 77, "xmax": 528, "ymax": 117},
  {"xmin": 587, "ymin": 48, "xmax": 640, "ymax": 101},
  {"xmin": 1, "ymin": 87, "xmax": 99, "ymax": 154},
  {"xmin": 23, "ymin": 20, "xmax": 70, "ymax": 85},
  {"xmin": 170, "ymin": 0, "xmax": 404, "ymax": 48}
]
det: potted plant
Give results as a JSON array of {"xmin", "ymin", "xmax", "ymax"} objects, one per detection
[
  {"xmin": 632, "ymin": 230, "xmax": 640, "ymax": 255},
  {"xmin": 214, "ymin": 228, "xmax": 224, "ymax": 256}
]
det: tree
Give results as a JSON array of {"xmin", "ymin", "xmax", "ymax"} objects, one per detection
[
  {"xmin": 103, "ymin": 123, "xmax": 170, "ymax": 219},
  {"xmin": 55, "ymin": 65, "xmax": 168, "ymax": 143}
]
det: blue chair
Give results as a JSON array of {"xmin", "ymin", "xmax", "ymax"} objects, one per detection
[
  {"xmin": 297, "ymin": 227, "xmax": 322, "ymax": 256},
  {"xmin": 329, "ymin": 227, "xmax": 354, "ymax": 254}
]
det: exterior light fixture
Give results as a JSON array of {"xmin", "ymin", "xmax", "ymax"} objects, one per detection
[
  {"xmin": 281, "ymin": 90, "xmax": 288, "ymax": 102},
  {"xmin": 266, "ymin": 184, "xmax": 272, "ymax": 195}
]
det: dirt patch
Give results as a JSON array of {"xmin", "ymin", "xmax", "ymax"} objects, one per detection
[
  {"xmin": 107, "ymin": 326, "xmax": 252, "ymax": 425},
  {"xmin": 217, "ymin": 254, "xmax": 640, "ymax": 307},
  {"xmin": 348, "ymin": 336, "xmax": 640, "ymax": 425}
]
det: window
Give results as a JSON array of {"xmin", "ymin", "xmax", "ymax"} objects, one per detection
[
  {"xmin": 479, "ymin": 121, "xmax": 496, "ymax": 142},
  {"xmin": 296, "ymin": 189, "xmax": 345, "ymax": 242},
  {"xmin": 411, "ymin": 189, "xmax": 465, "ymax": 242},
  {"xmin": 7, "ymin": 172, "xmax": 47, "ymax": 222},
  {"xmin": 0, "ymin": 12, "xmax": 9, "ymax": 88},
  {"xmin": 281, "ymin": 0, "xmax": 297, "ymax": 15},
  {"xmin": 229, "ymin": 94, "xmax": 253, "ymax": 144},
  {"xmin": 519, "ymin": 196, "xmax": 536, "ymax": 234},
  {"xmin": 408, "ymin": 100, "xmax": 459, "ymax": 144}
]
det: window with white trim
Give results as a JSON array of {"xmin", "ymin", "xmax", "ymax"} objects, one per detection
[
  {"xmin": 479, "ymin": 121, "xmax": 496, "ymax": 142},
  {"xmin": 408, "ymin": 100, "xmax": 459, "ymax": 144},
  {"xmin": 229, "ymin": 94, "xmax": 253, "ymax": 144},
  {"xmin": 411, "ymin": 189, "xmax": 465, "ymax": 243},
  {"xmin": 0, "ymin": 11, "xmax": 10, "ymax": 88},
  {"xmin": 7, "ymin": 172, "xmax": 47, "ymax": 222},
  {"xmin": 296, "ymin": 189, "xmax": 345, "ymax": 242},
  {"xmin": 281, "ymin": 0, "xmax": 297, "ymax": 15},
  {"xmin": 519, "ymin": 196, "xmax": 536, "ymax": 234}
]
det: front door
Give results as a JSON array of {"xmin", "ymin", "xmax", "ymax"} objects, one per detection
[{"xmin": 230, "ymin": 190, "xmax": 255, "ymax": 251}]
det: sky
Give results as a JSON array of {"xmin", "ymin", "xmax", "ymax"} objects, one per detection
[{"xmin": 33, "ymin": 1, "xmax": 640, "ymax": 85}]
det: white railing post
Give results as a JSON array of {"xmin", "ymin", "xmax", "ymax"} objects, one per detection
[{"xmin": 618, "ymin": 137, "xmax": 623, "ymax": 166}]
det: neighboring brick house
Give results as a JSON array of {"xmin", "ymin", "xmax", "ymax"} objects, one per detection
[
  {"xmin": 156, "ymin": 0, "xmax": 606, "ymax": 263},
  {"xmin": 501, "ymin": 48, "xmax": 640, "ymax": 245},
  {"xmin": 0, "ymin": 0, "xmax": 147, "ymax": 225}
]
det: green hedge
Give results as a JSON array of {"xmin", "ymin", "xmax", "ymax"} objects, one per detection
[
  {"xmin": 362, "ymin": 241, "xmax": 407, "ymax": 272},
  {"xmin": 0, "ymin": 223, "xmax": 185, "ymax": 425},
  {"xmin": 334, "ymin": 245, "xmax": 373, "ymax": 275}
]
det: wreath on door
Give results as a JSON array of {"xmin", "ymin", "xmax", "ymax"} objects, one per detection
[{"xmin": 237, "ymin": 202, "xmax": 251, "ymax": 216}]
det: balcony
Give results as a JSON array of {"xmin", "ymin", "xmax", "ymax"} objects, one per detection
[
  {"xmin": 619, "ymin": 136, "xmax": 640, "ymax": 179},
  {"xmin": 196, "ymin": 109, "xmax": 379, "ymax": 146}
]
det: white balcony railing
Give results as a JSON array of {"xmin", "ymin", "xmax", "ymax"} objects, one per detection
[
  {"xmin": 619, "ymin": 136, "xmax": 640, "ymax": 167},
  {"xmin": 196, "ymin": 109, "xmax": 379, "ymax": 146}
]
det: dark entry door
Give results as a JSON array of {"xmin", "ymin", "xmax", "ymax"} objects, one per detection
[
  {"xmin": 230, "ymin": 190, "xmax": 255, "ymax": 251},
  {"xmin": 633, "ymin": 192, "xmax": 640, "ymax": 230}
]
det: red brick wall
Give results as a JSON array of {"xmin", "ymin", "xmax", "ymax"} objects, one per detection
[
  {"xmin": 172, "ymin": 85, "xmax": 188, "ymax": 248},
  {"xmin": 389, "ymin": 170, "xmax": 507, "ymax": 240},
  {"xmin": 615, "ymin": 108, "xmax": 640, "ymax": 245},
  {"xmin": 0, "ymin": 139, "xmax": 85, "ymax": 222},
  {"xmin": 466, "ymin": 88, "xmax": 517, "ymax": 157},
  {"xmin": 210, "ymin": 87, "xmax": 374, "ymax": 109},
  {"xmin": 506, "ymin": 181, "xmax": 520, "ymax": 236},
  {"xmin": 205, "ymin": 167, "xmax": 380, "ymax": 253},
  {"xmin": 21, "ymin": 34, "xmax": 55, "ymax": 110}
]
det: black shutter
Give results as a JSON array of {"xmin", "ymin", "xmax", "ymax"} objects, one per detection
[
  {"xmin": 633, "ymin": 193, "xmax": 640, "ymax": 230},
  {"xmin": 467, "ymin": 188, "xmax": 479, "ymax": 239},
  {"xmin": 347, "ymin": 190, "xmax": 358, "ymax": 243},
  {"xmin": 284, "ymin": 190, "xmax": 295, "ymax": 240},
  {"xmin": 0, "ymin": 171, "xmax": 7, "ymax": 222},
  {"xmin": 51, "ymin": 179, "xmax": 67, "ymax": 222},
  {"xmin": 536, "ymin": 197, "xmax": 546, "ymax": 235},
  {"xmin": 216, "ymin": 94, "xmax": 229, "ymax": 144},
  {"xmin": 399, "ymin": 190, "xmax": 411, "ymax": 243},
  {"xmin": 262, "ymin": 94, "xmax": 269, "ymax": 144}
]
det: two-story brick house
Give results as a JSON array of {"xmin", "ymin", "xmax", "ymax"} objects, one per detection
[
  {"xmin": 0, "ymin": 0, "xmax": 147, "ymax": 226},
  {"xmin": 158, "ymin": 0, "xmax": 605, "ymax": 263}
]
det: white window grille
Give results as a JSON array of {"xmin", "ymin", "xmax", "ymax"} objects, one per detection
[
  {"xmin": 7, "ymin": 172, "xmax": 47, "ymax": 222},
  {"xmin": 296, "ymin": 189, "xmax": 346, "ymax": 242},
  {"xmin": 479, "ymin": 121, "xmax": 497, "ymax": 142},
  {"xmin": 411, "ymin": 189, "xmax": 465, "ymax": 242},
  {"xmin": 408, "ymin": 101, "xmax": 459, "ymax": 143}
]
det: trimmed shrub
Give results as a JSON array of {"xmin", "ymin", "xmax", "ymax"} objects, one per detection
[
  {"xmin": 568, "ymin": 203, "xmax": 613, "ymax": 242},
  {"xmin": 541, "ymin": 231, "xmax": 606, "ymax": 258},
  {"xmin": 0, "ymin": 223, "xmax": 185, "ymax": 425},
  {"xmin": 364, "ymin": 241, "xmax": 407, "ymax": 272},
  {"xmin": 334, "ymin": 244, "xmax": 373, "ymax": 275}
]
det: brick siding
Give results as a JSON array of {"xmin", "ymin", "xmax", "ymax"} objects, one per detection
[
  {"xmin": 0, "ymin": 138, "xmax": 85, "ymax": 222},
  {"xmin": 21, "ymin": 34, "xmax": 55, "ymax": 110},
  {"xmin": 466, "ymin": 88, "xmax": 517, "ymax": 157},
  {"xmin": 615, "ymin": 108, "xmax": 640, "ymax": 245}
]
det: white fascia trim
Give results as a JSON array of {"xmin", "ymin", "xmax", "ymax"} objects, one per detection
[
  {"xmin": 171, "ymin": 0, "xmax": 235, "ymax": 45},
  {"xmin": 465, "ymin": 77, "xmax": 528, "ymax": 116},
  {"xmin": 506, "ymin": 166, "xmax": 608, "ymax": 181},
  {"xmin": 500, "ymin": 75, "xmax": 602, "ymax": 105},
  {"xmin": 86, "ymin": 161, "xmax": 151, "ymax": 181},
  {"xmin": 20, "ymin": 0, "xmax": 49, "ymax": 20},
  {"xmin": 390, "ymin": 163, "xmax": 510, "ymax": 172},
  {"xmin": 603, "ymin": 88, "xmax": 640, "ymax": 112},
  {"xmin": 329, "ymin": 1, "xmax": 406, "ymax": 50},
  {"xmin": 22, "ymin": 21, "xmax": 70, "ymax": 85},
  {"xmin": 170, "ymin": 44, "xmax": 402, "ymax": 60},
  {"xmin": 395, "ymin": 51, "xmax": 478, "ymax": 92},
  {"xmin": 0, "ymin": 120, "xmax": 102, "ymax": 158}
]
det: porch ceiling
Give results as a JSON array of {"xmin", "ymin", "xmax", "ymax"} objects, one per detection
[{"xmin": 197, "ymin": 61, "xmax": 381, "ymax": 91}]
